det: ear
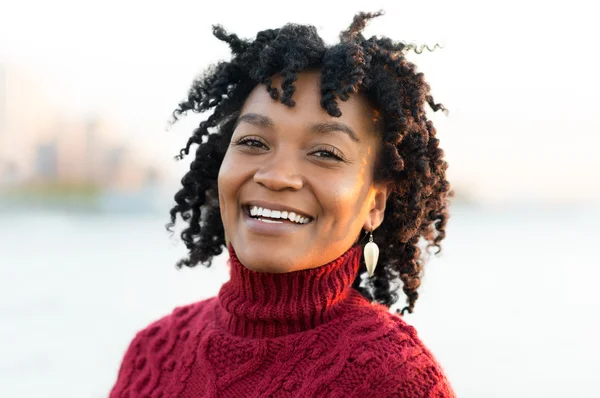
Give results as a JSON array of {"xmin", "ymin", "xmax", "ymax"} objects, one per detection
[{"xmin": 363, "ymin": 182, "xmax": 393, "ymax": 231}]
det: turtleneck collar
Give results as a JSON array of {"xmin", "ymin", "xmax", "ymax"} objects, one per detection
[{"xmin": 216, "ymin": 243, "xmax": 366, "ymax": 338}]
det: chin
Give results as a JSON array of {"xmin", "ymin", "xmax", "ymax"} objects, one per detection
[{"xmin": 233, "ymin": 241, "xmax": 299, "ymax": 273}]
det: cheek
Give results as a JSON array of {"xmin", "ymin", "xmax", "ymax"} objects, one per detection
[
  {"xmin": 218, "ymin": 150, "xmax": 256, "ymax": 211},
  {"xmin": 217, "ymin": 152, "xmax": 240, "ymax": 211},
  {"xmin": 318, "ymin": 172, "xmax": 370, "ymax": 220}
]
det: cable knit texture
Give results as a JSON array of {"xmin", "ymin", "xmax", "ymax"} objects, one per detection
[{"xmin": 110, "ymin": 244, "xmax": 455, "ymax": 397}]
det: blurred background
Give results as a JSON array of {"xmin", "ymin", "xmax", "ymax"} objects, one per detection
[{"xmin": 1, "ymin": 0, "xmax": 598, "ymax": 397}]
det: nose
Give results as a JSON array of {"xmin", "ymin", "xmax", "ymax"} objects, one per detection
[{"xmin": 253, "ymin": 149, "xmax": 303, "ymax": 191}]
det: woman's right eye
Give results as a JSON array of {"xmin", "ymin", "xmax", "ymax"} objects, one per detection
[{"xmin": 234, "ymin": 137, "xmax": 268, "ymax": 149}]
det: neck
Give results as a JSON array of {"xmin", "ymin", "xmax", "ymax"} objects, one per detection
[{"xmin": 216, "ymin": 243, "xmax": 365, "ymax": 338}]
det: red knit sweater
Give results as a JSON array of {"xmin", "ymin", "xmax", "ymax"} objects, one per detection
[{"xmin": 110, "ymin": 244, "xmax": 455, "ymax": 397}]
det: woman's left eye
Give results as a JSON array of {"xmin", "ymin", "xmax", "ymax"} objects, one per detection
[{"xmin": 311, "ymin": 147, "xmax": 344, "ymax": 161}]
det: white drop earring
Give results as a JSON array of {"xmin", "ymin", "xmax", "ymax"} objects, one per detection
[{"xmin": 364, "ymin": 227, "xmax": 379, "ymax": 277}]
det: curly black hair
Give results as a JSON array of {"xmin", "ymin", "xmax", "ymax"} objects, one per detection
[{"xmin": 166, "ymin": 10, "xmax": 453, "ymax": 316}]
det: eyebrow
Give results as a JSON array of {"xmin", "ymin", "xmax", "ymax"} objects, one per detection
[
  {"xmin": 234, "ymin": 113, "xmax": 274, "ymax": 130},
  {"xmin": 235, "ymin": 113, "xmax": 360, "ymax": 143}
]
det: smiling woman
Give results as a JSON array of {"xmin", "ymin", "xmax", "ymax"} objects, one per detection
[
  {"xmin": 110, "ymin": 10, "xmax": 455, "ymax": 398},
  {"xmin": 219, "ymin": 70, "xmax": 390, "ymax": 274}
]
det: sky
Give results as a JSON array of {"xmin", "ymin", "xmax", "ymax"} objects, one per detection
[{"xmin": 0, "ymin": 0, "xmax": 598, "ymax": 204}]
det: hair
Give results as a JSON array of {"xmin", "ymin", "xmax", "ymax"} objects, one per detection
[{"xmin": 166, "ymin": 10, "xmax": 453, "ymax": 316}]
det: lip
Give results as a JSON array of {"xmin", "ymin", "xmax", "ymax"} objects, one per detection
[
  {"xmin": 241, "ymin": 206, "xmax": 312, "ymax": 236},
  {"xmin": 241, "ymin": 200, "xmax": 314, "ymax": 220}
]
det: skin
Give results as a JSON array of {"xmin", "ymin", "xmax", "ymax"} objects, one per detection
[{"xmin": 218, "ymin": 70, "xmax": 391, "ymax": 273}]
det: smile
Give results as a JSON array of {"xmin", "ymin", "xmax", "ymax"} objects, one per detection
[
  {"xmin": 242, "ymin": 205, "xmax": 313, "ymax": 236},
  {"xmin": 245, "ymin": 205, "xmax": 310, "ymax": 224}
]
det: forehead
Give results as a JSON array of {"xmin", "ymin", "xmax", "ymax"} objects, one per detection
[{"xmin": 240, "ymin": 71, "xmax": 379, "ymax": 138}]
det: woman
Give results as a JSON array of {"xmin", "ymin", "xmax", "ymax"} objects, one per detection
[{"xmin": 110, "ymin": 11, "xmax": 455, "ymax": 398}]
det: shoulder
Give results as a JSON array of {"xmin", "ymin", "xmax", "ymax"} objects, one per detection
[
  {"xmin": 341, "ymin": 304, "xmax": 456, "ymax": 398},
  {"xmin": 109, "ymin": 297, "xmax": 218, "ymax": 397},
  {"xmin": 127, "ymin": 296, "xmax": 217, "ymax": 355},
  {"xmin": 136, "ymin": 296, "xmax": 217, "ymax": 343}
]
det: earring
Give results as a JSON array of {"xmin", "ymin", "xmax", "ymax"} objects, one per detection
[{"xmin": 364, "ymin": 227, "xmax": 379, "ymax": 277}]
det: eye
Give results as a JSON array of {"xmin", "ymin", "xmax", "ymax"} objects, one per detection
[
  {"xmin": 233, "ymin": 136, "xmax": 268, "ymax": 150},
  {"xmin": 310, "ymin": 146, "xmax": 345, "ymax": 162}
]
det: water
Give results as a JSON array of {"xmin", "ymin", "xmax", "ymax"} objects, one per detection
[{"xmin": 0, "ymin": 205, "xmax": 598, "ymax": 397}]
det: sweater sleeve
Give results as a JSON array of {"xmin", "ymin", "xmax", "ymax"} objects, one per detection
[
  {"xmin": 109, "ymin": 330, "xmax": 144, "ymax": 398},
  {"xmin": 108, "ymin": 312, "xmax": 175, "ymax": 398},
  {"xmin": 367, "ymin": 320, "xmax": 456, "ymax": 398},
  {"xmin": 375, "ymin": 350, "xmax": 456, "ymax": 398}
]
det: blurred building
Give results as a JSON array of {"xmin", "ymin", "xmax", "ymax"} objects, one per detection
[
  {"xmin": 43, "ymin": 116, "xmax": 156, "ymax": 192},
  {"xmin": 0, "ymin": 161, "xmax": 18, "ymax": 185},
  {"xmin": 35, "ymin": 140, "xmax": 58, "ymax": 180},
  {"xmin": 0, "ymin": 63, "xmax": 6, "ymax": 134},
  {"xmin": 0, "ymin": 61, "xmax": 59, "ymax": 184},
  {"xmin": 0, "ymin": 60, "xmax": 163, "ymax": 212}
]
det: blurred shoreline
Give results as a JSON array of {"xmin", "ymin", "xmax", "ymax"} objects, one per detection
[
  {"xmin": 1, "ymin": 188, "xmax": 597, "ymax": 217},
  {"xmin": 0, "ymin": 181, "xmax": 170, "ymax": 215}
]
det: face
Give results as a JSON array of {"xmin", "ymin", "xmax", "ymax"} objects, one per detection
[{"xmin": 218, "ymin": 70, "xmax": 389, "ymax": 273}]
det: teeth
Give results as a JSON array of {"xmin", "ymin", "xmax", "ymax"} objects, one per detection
[
  {"xmin": 261, "ymin": 219, "xmax": 282, "ymax": 224},
  {"xmin": 248, "ymin": 206, "xmax": 310, "ymax": 224}
]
